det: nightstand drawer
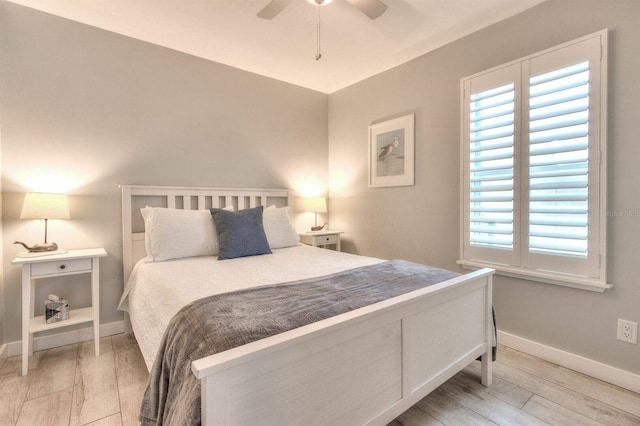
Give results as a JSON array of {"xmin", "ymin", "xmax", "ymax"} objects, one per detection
[
  {"xmin": 317, "ymin": 234, "xmax": 339, "ymax": 245},
  {"xmin": 31, "ymin": 258, "xmax": 92, "ymax": 276}
]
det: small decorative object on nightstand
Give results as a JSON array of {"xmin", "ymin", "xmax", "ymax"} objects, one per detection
[
  {"xmin": 11, "ymin": 248, "xmax": 107, "ymax": 375},
  {"xmin": 299, "ymin": 231, "xmax": 343, "ymax": 251}
]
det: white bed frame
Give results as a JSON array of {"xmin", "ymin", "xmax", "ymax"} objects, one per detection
[{"xmin": 121, "ymin": 185, "xmax": 494, "ymax": 426}]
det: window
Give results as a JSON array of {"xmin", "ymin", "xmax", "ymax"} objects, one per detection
[{"xmin": 459, "ymin": 30, "xmax": 609, "ymax": 292}]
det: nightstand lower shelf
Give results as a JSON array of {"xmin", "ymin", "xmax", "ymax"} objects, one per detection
[{"xmin": 29, "ymin": 307, "xmax": 94, "ymax": 333}]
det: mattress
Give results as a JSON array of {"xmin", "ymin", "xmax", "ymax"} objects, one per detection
[{"xmin": 118, "ymin": 244, "xmax": 382, "ymax": 370}]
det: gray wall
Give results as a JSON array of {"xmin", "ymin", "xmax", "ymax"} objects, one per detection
[
  {"xmin": 0, "ymin": 2, "xmax": 328, "ymax": 343},
  {"xmin": 328, "ymin": 0, "xmax": 640, "ymax": 374},
  {"xmin": 2, "ymin": 0, "xmax": 638, "ymax": 377},
  {"xmin": 0, "ymin": 107, "xmax": 3, "ymax": 348}
]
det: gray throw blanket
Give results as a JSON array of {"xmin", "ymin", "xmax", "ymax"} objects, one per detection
[{"xmin": 140, "ymin": 260, "xmax": 461, "ymax": 425}]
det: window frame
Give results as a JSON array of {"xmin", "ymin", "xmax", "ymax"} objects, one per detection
[{"xmin": 458, "ymin": 30, "xmax": 610, "ymax": 292}]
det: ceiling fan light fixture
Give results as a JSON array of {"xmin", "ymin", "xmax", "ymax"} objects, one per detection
[
  {"xmin": 306, "ymin": 0, "xmax": 333, "ymax": 6},
  {"xmin": 259, "ymin": 0, "xmax": 386, "ymax": 20}
]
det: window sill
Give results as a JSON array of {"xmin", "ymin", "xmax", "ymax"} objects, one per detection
[{"xmin": 457, "ymin": 260, "xmax": 612, "ymax": 293}]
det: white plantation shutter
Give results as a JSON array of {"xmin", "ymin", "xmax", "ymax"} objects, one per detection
[
  {"xmin": 528, "ymin": 61, "xmax": 589, "ymax": 257},
  {"xmin": 469, "ymin": 83, "xmax": 515, "ymax": 250},
  {"xmin": 463, "ymin": 64, "xmax": 520, "ymax": 266},
  {"xmin": 460, "ymin": 30, "xmax": 608, "ymax": 291}
]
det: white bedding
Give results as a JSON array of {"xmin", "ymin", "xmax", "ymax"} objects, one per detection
[{"xmin": 118, "ymin": 245, "xmax": 382, "ymax": 370}]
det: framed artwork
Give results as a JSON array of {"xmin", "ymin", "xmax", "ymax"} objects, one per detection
[{"xmin": 368, "ymin": 113, "xmax": 415, "ymax": 187}]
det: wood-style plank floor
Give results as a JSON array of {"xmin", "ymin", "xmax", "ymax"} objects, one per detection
[{"xmin": 0, "ymin": 336, "xmax": 638, "ymax": 425}]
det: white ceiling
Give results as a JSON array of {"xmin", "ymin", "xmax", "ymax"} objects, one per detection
[{"xmin": 8, "ymin": 0, "xmax": 546, "ymax": 93}]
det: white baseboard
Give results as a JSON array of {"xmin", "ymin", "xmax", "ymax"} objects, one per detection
[
  {"xmin": 4, "ymin": 320, "xmax": 127, "ymax": 358},
  {"xmin": 498, "ymin": 330, "xmax": 640, "ymax": 394},
  {"xmin": 0, "ymin": 343, "xmax": 7, "ymax": 360}
]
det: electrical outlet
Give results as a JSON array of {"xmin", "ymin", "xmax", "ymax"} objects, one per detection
[{"xmin": 617, "ymin": 319, "xmax": 638, "ymax": 344}]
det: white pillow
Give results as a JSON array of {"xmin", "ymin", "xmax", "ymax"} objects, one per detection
[
  {"xmin": 141, "ymin": 206, "xmax": 233, "ymax": 262},
  {"xmin": 263, "ymin": 205, "xmax": 300, "ymax": 249}
]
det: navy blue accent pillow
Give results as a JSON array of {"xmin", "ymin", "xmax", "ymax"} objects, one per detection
[{"xmin": 210, "ymin": 206, "xmax": 272, "ymax": 260}]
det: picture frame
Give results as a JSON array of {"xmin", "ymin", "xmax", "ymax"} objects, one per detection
[{"xmin": 368, "ymin": 113, "xmax": 415, "ymax": 188}]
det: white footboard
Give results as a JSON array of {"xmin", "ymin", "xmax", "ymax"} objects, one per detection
[{"xmin": 192, "ymin": 268, "xmax": 494, "ymax": 426}]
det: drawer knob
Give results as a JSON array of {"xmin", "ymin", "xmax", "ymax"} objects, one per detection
[{"xmin": 59, "ymin": 264, "xmax": 66, "ymax": 270}]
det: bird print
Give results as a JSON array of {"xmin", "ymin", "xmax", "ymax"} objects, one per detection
[{"xmin": 378, "ymin": 136, "xmax": 400, "ymax": 160}]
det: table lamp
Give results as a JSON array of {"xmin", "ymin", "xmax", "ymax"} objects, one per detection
[
  {"xmin": 303, "ymin": 196, "xmax": 327, "ymax": 231},
  {"xmin": 14, "ymin": 192, "xmax": 70, "ymax": 255}
]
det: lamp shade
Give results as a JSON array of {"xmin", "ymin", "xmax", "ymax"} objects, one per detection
[
  {"xmin": 303, "ymin": 196, "xmax": 327, "ymax": 213},
  {"xmin": 20, "ymin": 193, "xmax": 70, "ymax": 220}
]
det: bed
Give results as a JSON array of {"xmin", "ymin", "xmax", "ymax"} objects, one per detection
[{"xmin": 119, "ymin": 185, "xmax": 494, "ymax": 426}]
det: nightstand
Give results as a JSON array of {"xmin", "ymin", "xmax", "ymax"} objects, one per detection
[
  {"xmin": 11, "ymin": 248, "xmax": 107, "ymax": 375},
  {"xmin": 299, "ymin": 231, "xmax": 343, "ymax": 251}
]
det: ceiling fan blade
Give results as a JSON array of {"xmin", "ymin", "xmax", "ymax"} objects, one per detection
[
  {"xmin": 346, "ymin": 0, "xmax": 387, "ymax": 19},
  {"xmin": 257, "ymin": 0, "xmax": 294, "ymax": 19}
]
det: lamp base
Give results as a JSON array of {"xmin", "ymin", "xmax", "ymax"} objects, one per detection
[
  {"xmin": 30, "ymin": 242, "xmax": 59, "ymax": 252},
  {"xmin": 15, "ymin": 249, "xmax": 68, "ymax": 258},
  {"xmin": 310, "ymin": 225, "xmax": 325, "ymax": 232},
  {"xmin": 14, "ymin": 241, "xmax": 59, "ymax": 252}
]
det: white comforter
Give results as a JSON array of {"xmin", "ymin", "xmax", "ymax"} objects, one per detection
[{"xmin": 118, "ymin": 245, "xmax": 382, "ymax": 370}]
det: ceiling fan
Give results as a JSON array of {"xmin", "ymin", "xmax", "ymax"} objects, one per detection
[
  {"xmin": 258, "ymin": 0, "xmax": 387, "ymax": 60},
  {"xmin": 257, "ymin": 0, "xmax": 388, "ymax": 20}
]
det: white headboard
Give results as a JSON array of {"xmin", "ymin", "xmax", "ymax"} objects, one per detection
[{"xmin": 121, "ymin": 185, "xmax": 293, "ymax": 282}]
